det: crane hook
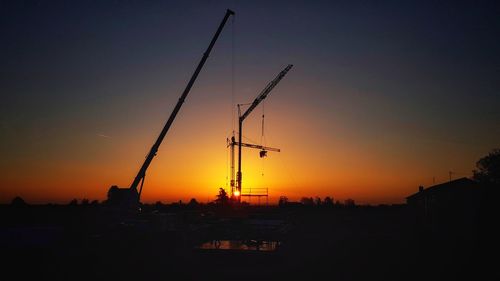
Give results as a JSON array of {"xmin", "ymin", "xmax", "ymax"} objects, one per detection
[{"xmin": 259, "ymin": 150, "xmax": 267, "ymax": 158}]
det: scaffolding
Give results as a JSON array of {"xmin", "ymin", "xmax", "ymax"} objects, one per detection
[{"xmin": 241, "ymin": 187, "xmax": 269, "ymax": 206}]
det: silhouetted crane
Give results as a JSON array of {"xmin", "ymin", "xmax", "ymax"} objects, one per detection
[
  {"xmin": 107, "ymin": 9, "xmax": 235, "ymax": 208},
  {"xmin": 234, "ymin": 64, "xmax": 293, "ymax": 202},
  {"xmin": 227, "ymin": 136, "xmax": 280, "ymax": 197}
]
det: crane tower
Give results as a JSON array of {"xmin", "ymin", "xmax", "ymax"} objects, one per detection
[{"xmin": 230, "ymin": 64, "xmax": 293, "ymax": 202}]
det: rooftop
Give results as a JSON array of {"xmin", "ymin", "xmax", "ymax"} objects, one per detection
[{"xmin": 406, "ymin": 177, "xmax": 478, "ymax": 200}]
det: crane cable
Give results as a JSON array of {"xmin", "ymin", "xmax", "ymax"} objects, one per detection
[
  {"xmin": 226, "ymin": 14, "xmax": 236, "ymax": 190},
  {"xmin": 231, "ymin": 13, "xmax": 235, "ymax": 133},
  {"xmin": 261, "ymin": 101, "xmax": 265, "ymax": 177}
]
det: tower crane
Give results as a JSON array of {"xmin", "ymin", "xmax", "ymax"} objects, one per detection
[
  {"xmin": 107, "ymin": 9, "xmax": 235, "ymax": 208},
  {"xmin": 233, "ymin": 64, "xmax": 293, "ymax": 202}
]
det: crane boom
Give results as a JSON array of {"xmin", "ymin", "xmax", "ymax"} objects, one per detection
[
  {"xmin": 107, "ymin": 9, "xmax": 234, "ymax": 207},
  {"xmin": 236, "ymin": 142, "xmax": 280, "ymax": 152},
  {"xmin": 240, "ymin": 64, "xmax": 293, "ymax": 121},
  {"xmin": 130, "ymin": 9, "xmax": 234, "ymax": 197}
]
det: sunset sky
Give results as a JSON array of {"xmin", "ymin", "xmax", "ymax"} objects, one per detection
[{"xmin": 1, "ymin": 0, "xmax": 499, "ymax": 204}]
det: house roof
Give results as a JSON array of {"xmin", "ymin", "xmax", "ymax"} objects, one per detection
[{"xmin": 406, "ymin": 177, "xmax": 477, "ymax": 200}]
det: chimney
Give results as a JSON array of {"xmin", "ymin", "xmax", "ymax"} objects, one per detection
[{"xmin": 419, "ymin": 186, "xmax": 424, "ymax": 192}]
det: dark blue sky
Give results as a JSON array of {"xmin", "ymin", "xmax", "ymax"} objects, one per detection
[{"xmin": 1, "ymin": 0, "xmax": 499, "ymax": 203}]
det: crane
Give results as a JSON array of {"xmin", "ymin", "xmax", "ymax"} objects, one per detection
[
  {"xmin": 234, "ymin": 64, "xmax": 293, "ymax": 202},
  {"xmin": 228, "ymin": 136, "xmax": 280, "ymax": 197},
  {"xmin": 107, "ymin": 9, "xmax": 235, "ymax": 208}
]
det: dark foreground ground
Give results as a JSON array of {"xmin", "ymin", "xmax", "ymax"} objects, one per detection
[{"xmin": 1, "ymin": 204, "xmax": 495, "ymax": 280}]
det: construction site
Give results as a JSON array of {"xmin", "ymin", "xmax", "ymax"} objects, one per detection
[
  {"xmin": 104, "ymin": 9, "xmax": 292, "ymax": 210},
  {"xmin": 1, "ymin": 5, "xmax": 496, "ymax": 281}
]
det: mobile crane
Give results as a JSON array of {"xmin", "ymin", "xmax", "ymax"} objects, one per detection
[{"xmin": 107, "ymin": 9, "xmax": 235, "ymax": 208}]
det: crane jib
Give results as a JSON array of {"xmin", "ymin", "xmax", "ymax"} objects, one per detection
[{"xmin": 240, "ymin": 64, "xmax": 293, "ymax": 122}]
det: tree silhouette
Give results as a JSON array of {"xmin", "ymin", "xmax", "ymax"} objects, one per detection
[
  {"xmin": 215, "ymin": 188, "xmax": 229, "ymax": 206},
  {"xmin": 155, "ymin": 201, "xmax": 164, "ymax": 210},
  {"xmin": 314, "ymin": 197, "xmax": 322, "ymax": 206},
  {"xmin": 278, "ymin": 196, "xmax": 289, "ymax": 207},
  {"xmin": 11, "ymin": 196, "xmax": 27, "ymax": 207},
  {"xmin": 344, "ymin": 199, "xmax": 356, "ymax": 207},
  {"xmin": 300, "ymin": 197, "xmax": 314, "ymax": 206},
  {"xmin": 473, "ymin": 148, "xmax": 500, "ymax": 185},
  {"xmin": 323, "ymin": 196, "xmax": 334, "ymax": 206},
  {"xmin": 188, "ymin": 198, "xmax": 199, "ymax": 208}
]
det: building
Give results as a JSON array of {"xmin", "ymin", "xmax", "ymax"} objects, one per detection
[{"xmin": 406, "ymin": 177, "xmax": 480, "ymax": 233}]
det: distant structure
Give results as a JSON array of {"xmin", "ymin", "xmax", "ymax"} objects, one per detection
[{"xmin": 406, "ymin": 177, "xmax": 480, "ymax": 232}]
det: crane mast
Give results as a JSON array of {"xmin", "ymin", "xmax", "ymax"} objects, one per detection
[
  {"xmin": 107, "ymin": 9, "xmax": 235, "ymax": 207},
  {"xmin": 235, "ymin": 64, "xmax": 293, "ymax": 201}
]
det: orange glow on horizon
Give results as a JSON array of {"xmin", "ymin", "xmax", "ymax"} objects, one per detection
[{"xmin": 0, "ymin": 53, "xmax": 489, "ymax": 206}]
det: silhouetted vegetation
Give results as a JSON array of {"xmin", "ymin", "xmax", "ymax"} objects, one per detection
[
  {"xmin": 300, "ymin": 197, "xmax": 314, "ymax": 206},
  {"xmin": 277, "ymin": 195, "xmax": 354, "ymax": 209},
  {"xmin": 473, "ymin": 148, "xmax": 500, "ymax": 185},
  {"xmin": 215, "ymin": 188, "xmax": 229, "ymax": 206},
  {"xmin": 323, "ymin": 196, "xmax": 334, "ymax": 206},
  {"xmin": 10, "ymin": 196, "xmax": 27, "ymax": 207},
  {"xmin": 188, "ymin": 198, "xmax": 199, "ymax": 208},
  {"xmin": 278, "ymin": 196, "xmax": 288, "ymax": 206},
  {"xmin": 314, "ymin": 197, "xmax": 322, "ymax": 206},
  {"xmin": 344, "ymin": 198, "xmax": 356, "ymax": 207}
]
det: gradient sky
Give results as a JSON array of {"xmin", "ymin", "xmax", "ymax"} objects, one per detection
[{"xmin": 1, "ymin": 0, "xmax": 499, "ymax": 204}]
